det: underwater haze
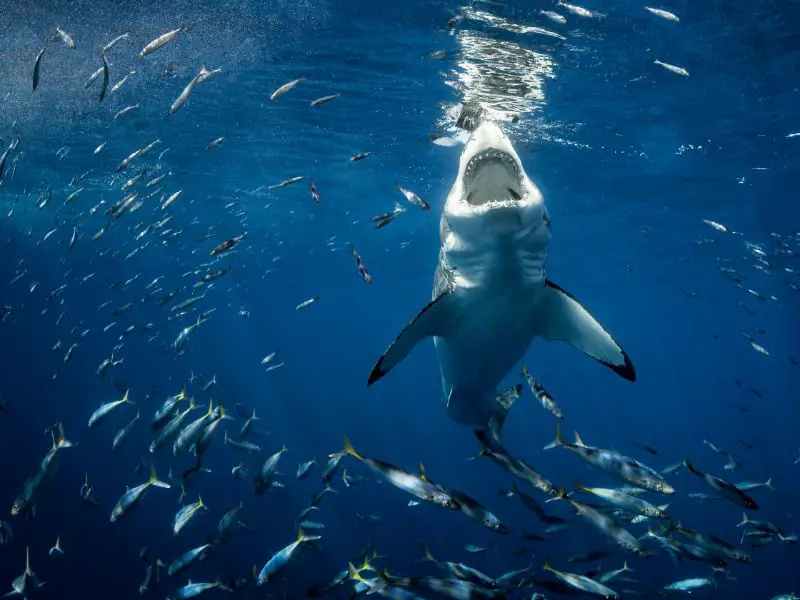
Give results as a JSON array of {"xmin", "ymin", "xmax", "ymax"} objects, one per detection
[{"xmin": 1, "ymin": 0, "xmax": 799, "ymax": 599}]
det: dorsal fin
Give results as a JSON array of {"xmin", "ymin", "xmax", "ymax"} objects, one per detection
[{"xmin": 574, "ymin": 431, "xmax": 586, "ymax": 447}]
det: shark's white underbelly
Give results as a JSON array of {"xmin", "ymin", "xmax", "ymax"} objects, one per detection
[{"xmin": 433, "ymin": 274, "xmax": 542, "ymax": 428}]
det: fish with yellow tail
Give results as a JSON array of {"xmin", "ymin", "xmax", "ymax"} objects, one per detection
[
  {"xmin": 342, "ymin": 436, "xmax": 460, "ymax": 510},
  {"xmin": 544, "ymin": 421, "xmax": 673, "ymax": 494},
  {"xmin": 257, "ymin": 530, "xmax": 321, "ymax": 585},
  {"xmin": 173, "ymin": 496, "xmax": 208, "ymax": 535},
  {"xmin": 11, "ymin": 423, "xmax": 74, "ymax": 518},
  {"xmin": 110, "ymin": 465, "xmax": 171, "ymax": 522},
  {"xmin": 4, "ymin": 546, "xmax": 46, "ymax": 598},
  {"xmin": 543, "ymin": 560, "xmax": 617, "ymax": 598}
]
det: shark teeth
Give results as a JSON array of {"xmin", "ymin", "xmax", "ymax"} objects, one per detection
[{"xmin": 464, "ymin": 149, "xmax": 521, "ymax": 184}]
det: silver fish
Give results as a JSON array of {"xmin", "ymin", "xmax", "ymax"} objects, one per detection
[
  {"xmin": 257, "ymin": 530, "xmax": 321, "ymax": 585},
  {"xmin": 269, "ymin": 77, "xmax": 304, "ymax": 101},
  {"xmin": 140, "ymin": 25, "xmax": 185, "ymax": 57},
  {"xmin": 88, "ymin": 389, "xmax": 135, "ymax": 428},
  {"xmin": 112, "ymin": 410, "xmax": 140, "ymax": 451},
  {"xmin": 172, "ymin": 496, "xmax": 207, "ymax": 535},
  {"xmin": 545, "ymin": 423, "xmax": 673, "ymax": 494},
  {"xmin": 309, "ymin": 93, "xmax": 340, "ymax": 107},
  {"xmin": 102, "ymin": 32, "xmax": 130, "ymax": 55},
  {"xmin": 55, "ymin": 27, "xmax": 76, "ymax": 49},
  {"xmin": 110, "ymin": 465, "xmax": 170, "ymax": 522}
]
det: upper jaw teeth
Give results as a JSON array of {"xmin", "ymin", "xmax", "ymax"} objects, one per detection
[{"xmin": 464, "ymin": 149, "xmax": 521, "ymax": 182}]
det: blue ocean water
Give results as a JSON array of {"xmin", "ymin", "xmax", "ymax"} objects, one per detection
[{"xmin": 1, "ymin": 0, "xmax": 798, "ymax": 598}]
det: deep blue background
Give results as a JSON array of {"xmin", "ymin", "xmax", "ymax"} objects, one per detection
[{"xmin": 0, "ymin": 0, "xmax": 798, "ymax": 598}]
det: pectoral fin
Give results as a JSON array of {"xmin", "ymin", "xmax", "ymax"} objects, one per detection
[
  {"xmin": 367, "ymin": 291, "xmax": 456, "ymax": 386},
  {"xmin": 539, "ymin": 280, "xmax": 636, "ymax": 381}
]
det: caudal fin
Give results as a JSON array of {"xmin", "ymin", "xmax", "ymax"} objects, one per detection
[
  {"xmin": 148, "ymin": 465, "xmax": 171, "ymax": 489},
  {"xmin": 543, "ymin": 420, "xmax": 564, "ymax": 450},
  {"xmin": 342, "ymin": 436, "xmax": 362, "ymax": 461}
]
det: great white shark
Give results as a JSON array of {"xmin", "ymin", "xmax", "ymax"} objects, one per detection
[{"xmin": 367, "ymin": 118, "xmax": 635, "ymax": 436}]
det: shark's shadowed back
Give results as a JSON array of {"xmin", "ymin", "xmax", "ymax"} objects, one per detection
[{"xmin": 367, "ymin": 112, "xmax": 635, "ymax": 438}]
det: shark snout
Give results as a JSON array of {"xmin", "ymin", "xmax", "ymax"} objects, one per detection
[{"xmin": 465, "ymin": 121, "xmax": 514, "ymax": 158}]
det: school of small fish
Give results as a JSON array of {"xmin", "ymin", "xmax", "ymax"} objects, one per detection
[{"xmin": 0, "ymin": 6, "xmax": 798, "ymax": 600}]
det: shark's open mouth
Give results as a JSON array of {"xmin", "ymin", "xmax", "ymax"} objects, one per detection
[{"xmin": 463, "ymin": 149, "xmax": 523, "ymax": 206}]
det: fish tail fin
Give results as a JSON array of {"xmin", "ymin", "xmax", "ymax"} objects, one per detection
[
  {"xmin": 542, "ymin": 559, "xmax": 553, "ymax": 573},
  {"xmin": 149, "ymin": 465, "xmax": 171, "ymax": 489},
  {"xmin": 737, "ymin": 512, "xmax": 748, "ymax": 527},
  {"xmin": 188, "ymin": 397, "xmax": 196, "ymax": 410},
  {"xmin": 56, "ymin": 423, "xmax": 74, "ymax": 449},
  {"xmin": 198, "ymin": 495, "xmax": 206, "ymax": 509},
  {"xmin": 342, "ymin": 436, "xmax": 362, "ymax": 460},
  {"xmin": 123, "ymin": 389, "xmax": 135, "ymax": 405},
  {"xmin": 765, "ymin": 477, "xmax": 774, "ymax": 490},
  {"xmin": 543, "ymin": 421, "xmax": 564, "ymax": 450},
  {"xmin": 347, "ymin": 562, "xmax": 364, "ymax": 582},
  {"xmin": 423, "ymin": 545, "xmax": 439, "ymax": 564},
  {"xmin": 622, "ymin": 560, "xmax": 633, "ymax": 573},
  {"xmin": 25, "ymin": 545, "xmax": 31, "ymax": 574},
  {"xmin": 683, "ymin": 458, "xmax": 699, "ymax": 474}
]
